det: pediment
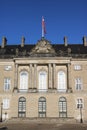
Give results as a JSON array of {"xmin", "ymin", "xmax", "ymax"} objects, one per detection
[{"xmin": 30, "ymin": 38, "xmax": 56, "ymax": 56}]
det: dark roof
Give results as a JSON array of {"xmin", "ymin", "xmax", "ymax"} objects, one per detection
[{"xmin": 0, "ymin": 41, "xmax": 87, "ymax": 58}]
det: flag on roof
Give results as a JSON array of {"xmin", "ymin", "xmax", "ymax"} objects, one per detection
[{"xmin": 42, "ymin": 16, "xmax": 46, "ymax": 38}]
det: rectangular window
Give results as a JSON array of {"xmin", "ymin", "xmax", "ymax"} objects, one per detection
[
  {"xmin": 77, "ymin": 98, "xmax": 83, "ymax": 109},
  {"xmin": 75, "ymin": 78, "xmax": 82, "ymax": 90},
  {"xmin": 4, "ymin": 65, "xmax": 12, "ymax": 71},
  {"xmin": 74, "ymin": 65, "xmax": 81, "ymax": 70},
  {"xmin": 3, "ymin": 98, "xmax": 9, "ymax": 109},
  {"xmin": 4, "ymin": 78, "xmax": 11, "ymax": 91}
]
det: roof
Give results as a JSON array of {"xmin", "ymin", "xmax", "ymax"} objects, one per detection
[{"xmin": 0, "ymin": 38, "xmax": 87, "ymax": 59}]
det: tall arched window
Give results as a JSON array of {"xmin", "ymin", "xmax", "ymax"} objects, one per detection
[
  {"xmin": 39, "ymin": 71, "xmax": 47, "ymax": 91},
  {"xmin": 59, "ymin": 97, "xmax": 67, "ymax": 117},
  {"xmin": 38, "ymin": 97, "xmax": 46, "ymax": 117},
  {"xmin": 18, "ymin": 97, "xmax": 26, "ymax": 117},
  {"xmin": 20, "ymin": 71, "xmax": 28, "ymax": 91},
  {"xmin": 58, "ymin": 71, "xmax": 66, "ymax": 92}
]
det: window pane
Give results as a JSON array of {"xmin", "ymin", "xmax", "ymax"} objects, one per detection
[
  {"xmin": 77, "ymin": 98, "xmax": 83, "ymax": 108},
  {"xmin": 74, "ymin": 65, "xmax": 81, "ymax": 70},
  {"xmin": 38, "ymin": 97, "xmax": 46, "ymax": 117},
  {"xmin": 75, "ymin": 78, "xmax": 82, "ymax": 90},
  {"xmin": 4, "ymin": 78, "xmax": 11, "ymax": 91},
  {"xmin": 20, "ymin": 71, "xmax": 28, "ymax": 90},
  {"xmin": 18, "ymin": 97, "xmax": 26, "ymax": 117},
  {"xmin": 59, "ymin": 97, "xmax": 67, "ymax": 117},
  {"xmin": 58, "ymin": 71, "xmax": 66, "ymax": 91},
  {"xmin": 3, "ymin": 99, "xmax": 9, "ymax": 109},
  {"xmin": 39, "ymin": 71, "xmax": 47, "ymax": 91}
]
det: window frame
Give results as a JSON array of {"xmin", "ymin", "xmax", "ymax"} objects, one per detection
[
  {"xmin": 38, "ymin": 97, "xmax": 46, "ymax": 117},
  {"xmin": 76, "ymin": 98, "xmax": 84, "ymax": 109},
  {"xmin": 74, "ymin": 65, "xmax": 82, "ymax": 70},
  {"xmin": 59, "ymin": 97, "xmax": 67, "ymax": 118},
  {"xmin": 18, "ymin": 97, "xmax": 26, "ymax": 118},
  {"xmin": 20, "ymin": 71, "xmax": 28, "ymax": 91},
  {"xmin": 39, "ymin": 71, "xmax": 47, "ymax": 92},
  {"xmin": 4, "ymin": 65, "xmax": 12, "ymax": 71},
  {"xmin": 58, "ymin": 71, "xmax": 66, "ymax": 92},
  {"xmin": 3, "ymin": 98, "xmax": 10, "ymax": 109},
  {"xmin": 75, "ymin": 78, "xmax": 82, "ymax": 90},
  {"xmin": 4, "ymin": 78, "xmax": 11, "ymax": 91}
]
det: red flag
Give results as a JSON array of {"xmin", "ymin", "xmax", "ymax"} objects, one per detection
[{"xmin": 42, "ymin": 16, "xmax": 46, "ymax": 37}]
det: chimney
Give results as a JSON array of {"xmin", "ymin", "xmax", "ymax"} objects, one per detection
[
  {"xmin": 21, "ymin": 36, "xmax": 25, "ymax": 47},
  {"xmin": 83, "ymin": 36, "xmax": 87, "ymax": 46},
  {"xmin": 64, "ymin": 36, "xmax": 68, "ymax": 46},
  {"xmin": 1, "ymin": 37, "xmax": 7, "ymax": 48}
]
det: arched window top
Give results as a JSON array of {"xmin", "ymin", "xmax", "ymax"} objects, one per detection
[
  {"xmin": 19, "ymin": 97, "xmax": 26, "ymax": 102},
  {"xmin": 39, "ymin": 97, "xmax": 46, "ymax": 102},
  {"xmin": 20, "ymin": 71, "xmax": 28, "ymax": 75},
  {"xmin": 58, "ymin": 71, "xmax": 65, "ymax": 75},
  {"xmin": 59, "ymin": 97, "xmax": 66, "ymax": 101},
  {"xmin": 39, "ymin": 71, "xmax": 47, "ymax": 75}
]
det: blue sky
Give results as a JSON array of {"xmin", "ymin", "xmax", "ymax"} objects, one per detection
[{"xmin": 0, "ymin": 0, "xmax": 87, "ymax": 44}]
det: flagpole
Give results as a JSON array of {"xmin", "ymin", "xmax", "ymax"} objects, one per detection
[
  {"xmin": 42, "ymin": 28, "xmax": 44, "ymax": 38},
  {"xmin": 42, "ymin": 16, "xmax": 44, "ymax": 38}
]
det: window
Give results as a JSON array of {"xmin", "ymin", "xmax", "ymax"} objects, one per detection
[
  {"xmin": 4, "ymin": 65, "xmax": 12, "ymax": 71},
  {"xmin": 39, "ymin": 71, "xmax": 47, "ymax": 91},
  {"xmin": 4, "ymin": 78, "xmax": 11, "ymax": 91},
  {"xmin": 3, "ymin": 98, "xmax": 9, "ymax": 109},
  {"xmin": 58, "ymin": 71, "xmax": 66, "ymax": 92},
  {"xmin": 20, "ymin": 71, "xmax": 28, "ymax": 91},
  {"xmin": 75, "ymin": 78, "xmax": 82, "ymax": 90},
  {"xmin": 38, "ymin": 97, "xmax": 46, "ymax": 117},
  {"xmin": 18, "ymin": 97, "xmax": 26, "ymax": 117},
  {"xmin": 77, "ymin": 98, "xmax": 83, "ymax": 109},
  {"xmin": 59, "ymin": 97, "xmax": 67, "ymax": 117},
  {"xmin": 74, "ymin": 65, "xmax": 81, "ymax": 70}
]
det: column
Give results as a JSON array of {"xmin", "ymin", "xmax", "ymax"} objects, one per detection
[
  {"xmin": 29, "ymin": 64, "xmax": 32, "ymax": 88},
  {"xmin": 67, "ymin": 63, "xmax": 71, "ymax": 91},
  {"xmin": 48, "ymin": 63, "xmax": 52, "ymax": 89},
  {"xmin": 53, "ymin": 63, "xmax": 56, "ymax": 89},
  {"xmin": 14, "ymin": 63, "xmax": 18, "ymax": 91},
  {"xmin": 34, "ymin": 64, "xmax": 37, "ymax": 88}
]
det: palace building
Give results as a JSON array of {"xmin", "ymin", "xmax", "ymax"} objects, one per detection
[{"xmin": 0, "ymin": 36, "xmax": 87, "ymax": 122}]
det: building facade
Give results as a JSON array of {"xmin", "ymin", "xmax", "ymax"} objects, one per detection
[{"xmin": 0, "ymin": 36, "xmax": 87, "ymax": 122}]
